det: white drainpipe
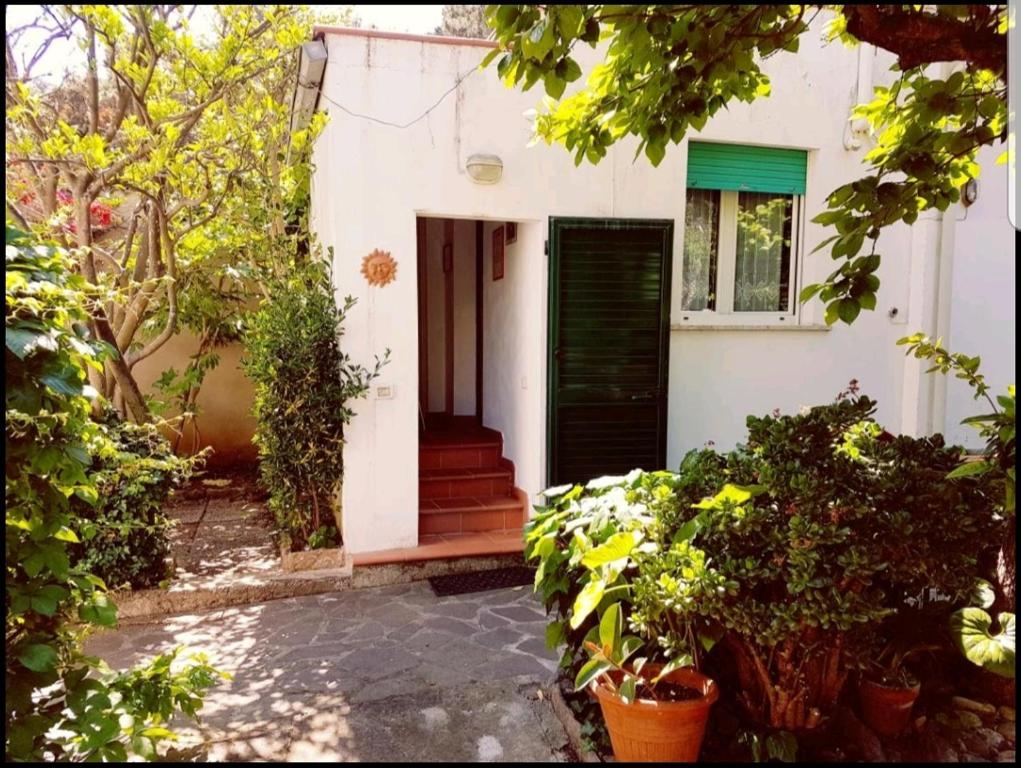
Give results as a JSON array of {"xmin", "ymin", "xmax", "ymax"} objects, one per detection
[
  {"xmin": 899, "ymin": 62, "xmax": 960, "ymax": 437},
  {"xmin": 927, "ymin": 63, "xmax": 965, "ymax": 436},
  {"xmin": 844, "ymin": 43, "xmax": 875, "ymax": 151}
]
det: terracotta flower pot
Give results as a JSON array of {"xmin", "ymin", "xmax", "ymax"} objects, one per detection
[
  {"xmin": 591, "ymin": 664, "xmax": 719, "ymax": 762},
  {"xmin": 858, "ymin": 677, "xmax": 921, "ymax": 736}
]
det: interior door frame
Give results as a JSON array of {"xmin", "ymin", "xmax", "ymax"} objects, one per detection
[{"xmin": 546, "ymin": 217, "xmax": 674, "ymax": 486}]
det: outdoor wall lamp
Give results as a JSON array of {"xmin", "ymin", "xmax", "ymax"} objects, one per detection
[
  {"xmin": 962, "ymin": 178, "xmax": 979, "ymax": 207},
  {"xmin": 466, "ymin": 153, "xmax": 503, "ymax": 184}
]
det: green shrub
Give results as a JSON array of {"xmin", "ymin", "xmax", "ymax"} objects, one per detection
[
  {"xmin": 899, "ymin": 333, "xmax": 1015, "ymax": 678},
  {"xmin": 70, "ymin": 413, "xmax": 199, "ymax": 590},
  {"xmin": 528, "ymin": 388, "xmax": 999, "ymax": 732},
  {"xmin": 6, "ymin": 228, "xmax": 222, "ymax": 761},
  {"xmin": 242, "ymin": 249, "xmax": 387, "ymax": 550}
]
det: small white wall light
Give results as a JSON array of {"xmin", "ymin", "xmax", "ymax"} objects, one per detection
[
  {"xmin": 466, "ymin": 154, "xmax": 503, "ymax": 184},
  {"xmin": 962, "ymin": 178, "xmax": 979, "ymax": 206}
]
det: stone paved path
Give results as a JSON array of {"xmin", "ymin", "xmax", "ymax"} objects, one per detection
[
  {"xmin": 167, "ymin": 471, "xmax": 279, "ymax": 591},
  {"xmin": 87, "ymin": 582, "xmax": 569, "ymax": 762}
]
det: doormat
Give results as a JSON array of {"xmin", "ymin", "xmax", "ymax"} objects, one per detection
[{"xmin": 428, "ymin": 566, "xmax": 536, "ymax": 597}]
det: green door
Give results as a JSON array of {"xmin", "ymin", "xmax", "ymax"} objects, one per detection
[{"xmin": 547, "ymin": 218, "xmax": 673, "ymax": 486}]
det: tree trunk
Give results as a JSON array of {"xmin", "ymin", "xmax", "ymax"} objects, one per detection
[{"xmin": 74, "ymin": 193, "xmax": 152, "ymax": 422}]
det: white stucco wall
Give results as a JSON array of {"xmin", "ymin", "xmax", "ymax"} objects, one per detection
[
  {"xmin": 309, "ymin": 24, "xmax": 1014, "ymax": 554},
  {"xmin": 452, "ymin": 219, "xmax": 477, "ymax": 416},
  {"xmin": 481, "ymin": 220, "xmax": 547, "ymax": 503},
  {"xmin": 941, "ymin": 146, "xmax": 1016, "ymax": 448}
]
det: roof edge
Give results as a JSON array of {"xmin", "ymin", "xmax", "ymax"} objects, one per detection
[{"xmin": 312, "ymin": 25, "xmax": 498, "ymax": 49}]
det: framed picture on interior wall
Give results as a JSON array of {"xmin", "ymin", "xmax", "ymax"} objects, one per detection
[
  {"xmin": 492, "ymin": 226, "xmax": 505, "ymax": 281},
  {"xmin": 442, "ymin": 243, "xmax": 453, "ymax": 273},
  {"xmin": 505, "ymin": 221, "xmax": 517, "ymax": 244}
]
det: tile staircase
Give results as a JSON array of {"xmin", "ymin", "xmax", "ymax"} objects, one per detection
[{"xmin": 419, "ymin": 421, "xmax": 526, "ymax": 537}]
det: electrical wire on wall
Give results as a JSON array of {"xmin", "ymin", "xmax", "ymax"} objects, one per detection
[{"xmin": 299, "ymin": 65, "xmax": 479, "ymax": 131}]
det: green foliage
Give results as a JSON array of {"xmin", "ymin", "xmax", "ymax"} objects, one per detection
[
  {"xmin": 528, "ymin": 386, "xmax": 999, "ymax": 729},
  {"xmin": 863, "ymin": 610, "xmax": 940, "ymax": 687},
  {"xmin": 242, "ymin": 246, "xmax": 388, "ymax": 550},
  {"xmin": 574, "ymin": 602, "xmax": 693, "ymax": 704},
  {"xmin": 950, "ymin": 608, "xmax": 1015, "ymax": 679},
  {"xmin": 6, "ymin": 228, "xmax": 221, "ymax": 761},
  {"xmin": 899, "ymin": 333, "xmax": 1015, "ymax": 515},
  {"xmin": 484, "ymin": 5, "xmax": 795, "ymax": 165},
  {"xmin": 70, "ymin": 413, "xmax": 200, "ymax": 590},
  {"xmin": 485, "ymin": 5, "xmax": 1007, "ymax": 323},
  {"xmin": 802, "ymin": 61, "xmax": 1006, "ymax": 324},
  {"xmin": 898, "ymin": 333, "xmax": 1016, "ymax": 678},
  {"xmin": 738, "ymin": 728, "xmax": 798, "ymax": 763},
  {"xmin": 6, "ymin": 5, "xmax": 329, "ymax": 421}
]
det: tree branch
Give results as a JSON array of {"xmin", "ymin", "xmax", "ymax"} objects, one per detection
[
  {"xmin": 127, "ymin": 200, "xmax": 178, "ymax": 368},
  {"xmin": 843, "ymin": 6, "xmax": 1006, "ymax": 75},
  {"xmin": 85, "ymin": 21, "xmax": 99, "ymax": 135}
]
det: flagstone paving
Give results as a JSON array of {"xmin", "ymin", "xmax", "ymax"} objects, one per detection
[
  {"xmin": 166, "ymin": 471, "xmax": 279, "ymax": 591},
  {"xmin": 87, "ymin": 581, "xmax": 569, "ymax": 762}
]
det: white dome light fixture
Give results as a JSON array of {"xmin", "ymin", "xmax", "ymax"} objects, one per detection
[{"xmin": 466, "ymin": 153, "xmax": 503, "ymax": 184}]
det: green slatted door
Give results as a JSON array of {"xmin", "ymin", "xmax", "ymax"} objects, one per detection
[{"xmin": 547, "ymin": 218, "xmax": 673, "ymax": 486}]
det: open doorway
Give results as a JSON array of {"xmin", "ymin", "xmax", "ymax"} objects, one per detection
[
  {"xmin": 415, "ymin": 216, "xmax": 526, "ymax": 541},
  {"xmin": 416, "ymin": 217, "xmax": 482, "ymax": 427}
]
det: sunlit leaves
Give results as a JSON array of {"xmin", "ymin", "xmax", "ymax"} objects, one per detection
[
  {"xmin": 486, "ymin": 5, "xmax": 803, "ymax": 168},
  {"xmin": 5, "ymin": 230, "xmax": 222, "ymax": 761},
  {"xmin": 241, "ymin": 253, "xmax": 389, "ymax": 550},
  {"xmin": 486, "ymin": 5, "xmax": 1007, "ymax": 322},
  {"xmin": 810, "ymin": 60, "xmax": 1006, "ymax": 322},
  {"xmin": 898, "ymin": 335, "xmax": 1015, "ymax": 515},
  {"xmin": 951, "ymin": 608, "xmax": 1016, "ymax": 679},
  {"xmin": 6, "ymin": 5, "xmax": 329, "ymax": 412}
]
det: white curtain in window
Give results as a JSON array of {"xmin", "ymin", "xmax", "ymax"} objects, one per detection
[
  {"xmin": 681, "ymin": 189, "xmax": 720, "ymax": 311},
  {"xmin": 734, "ymin": 192, "xmax": 793, "ymax": 312}
]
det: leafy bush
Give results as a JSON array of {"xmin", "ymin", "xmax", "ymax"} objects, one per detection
[
  {"xmin": 528, "ymin": 388, "xmax": 999, "ymax": 732},
  {"xmin": 899, "ymin": 333, "xmax": 1016, "ymax": 678},
  {"xmin": 70, "ymin": 413, "xmax": 199, "ymax": 590},
  {"xmin": 242, "ymin": 250, "xmax": 387, "ymax": 550},
  {"xmin": 6, "ymin": 228, "xmax": 221, "ymax": 761}
]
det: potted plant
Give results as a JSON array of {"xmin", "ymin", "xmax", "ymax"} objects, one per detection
[
  {"xmin": 527, "ymin": 390, "xmax": 1000, "ymax": 752},
  {"xmin": 858, "ymin": 640, "xmax": 936, "ymax": 736},
  {"xmin": 576, "ymin": 604, "xmax": 719, "ymax": 762},
  {"xmin": 563, "ymin": 505, "xmax": 725, "ymax": 763}
]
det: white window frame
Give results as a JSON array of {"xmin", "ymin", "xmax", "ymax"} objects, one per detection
[{"xmin": 676, "ymin": 189, "xmax": 806, "ymax": 327}]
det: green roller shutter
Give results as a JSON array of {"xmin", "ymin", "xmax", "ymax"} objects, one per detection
[
  {"xmin": 547, "ymin": 218, "xmax": 672, "ymax": 486},
  {"xmin": 686, "ymin": 142, "xmax": 807, "ymax": 195}
]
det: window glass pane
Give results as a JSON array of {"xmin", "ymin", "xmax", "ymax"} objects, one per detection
[
  {"xmin": 734, "ymin": 192, "xmax": 793, "ymax": 312},
  {"xmin": 681, "ymin": 189, "xmax": 720, "ymax": 311}
]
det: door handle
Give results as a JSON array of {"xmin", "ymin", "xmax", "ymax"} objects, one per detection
[{"xmin": 631, "ymin": 391, "xmax": 656, "ymax": 401}]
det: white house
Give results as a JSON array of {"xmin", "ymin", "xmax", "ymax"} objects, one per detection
[{"xmin": 296, "ymin": 23, "xmax": 1016, "ymax": 561}]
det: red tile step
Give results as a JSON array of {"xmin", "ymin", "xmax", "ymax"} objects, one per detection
[
  {"xmin": 419, "ymin": 442, "xmax": 502, "ymax": 471},
  {"xmin": 420, "ymin": 466, "xmax": 514, "ymax": 500},
  {"xmin": 419, "ymin": 495, "xmax": 526, "ymax": 535},
  {"xmin": 419, "ymin": 424, "xmax": 523, "ymax": 536}
]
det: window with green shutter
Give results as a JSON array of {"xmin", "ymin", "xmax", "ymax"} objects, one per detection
[
  {"xmin": 686, "ymin": 142, "xmax": 807, "ymax": 195},
  {"xmin": 681, "ymin": 143, "xmax": 807, "ymax": 320}
]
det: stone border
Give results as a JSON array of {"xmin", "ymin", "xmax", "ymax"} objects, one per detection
[
  {"xmin": 547, "ymin": 681, "xmax": 605, "ymax": 763},
  {"xmin": 113, "ymin": 568, "xmax": 354, "ymax": 623},
  {"xmin": 351, "ymin": 552, "xmax": 524, "ymax": 589},
  {"xmin": 279, "ymin": 542, "xmax": 351, "ymax": 573},
  {"xmin": 115, "ymin": 552, "xmax": 528, "ymax": 622}
]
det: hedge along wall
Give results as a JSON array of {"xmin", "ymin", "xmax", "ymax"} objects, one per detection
[{"xmin": 134, "ymin": 332, "xmax": 257, "ymax": 467}]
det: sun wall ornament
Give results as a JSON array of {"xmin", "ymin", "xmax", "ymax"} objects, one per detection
[{"xmin": 361, "ymin": 249, "xmax": 397, "ymax": 287}]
